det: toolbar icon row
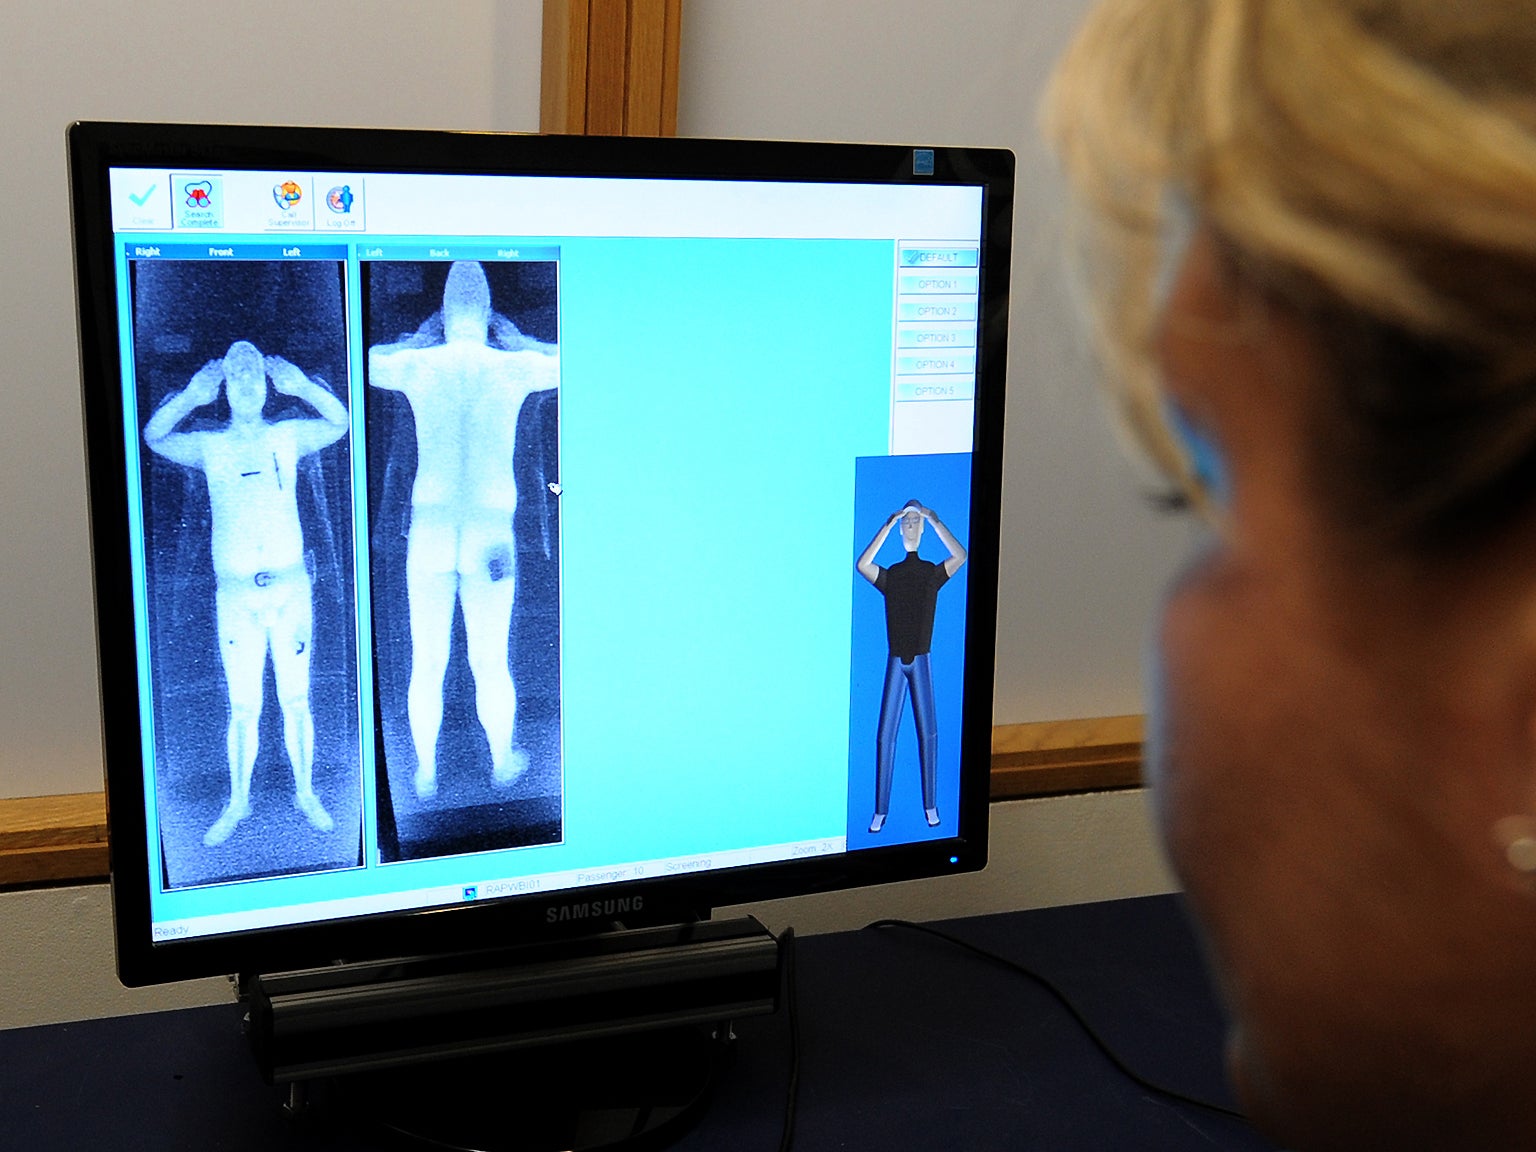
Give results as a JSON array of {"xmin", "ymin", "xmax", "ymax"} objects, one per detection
[{"xmin": 111, "ymin": 169, "xmax": 364, "ymax": 233}]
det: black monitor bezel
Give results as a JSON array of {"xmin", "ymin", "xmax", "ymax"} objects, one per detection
[{"xmin": 67, "ymin": 121, "xmax": 1012, "ymax": 987}]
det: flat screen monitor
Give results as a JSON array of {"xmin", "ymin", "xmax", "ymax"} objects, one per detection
[{"xmin": 67, "ymin": 122, "xmax": 1013, "ymax": 989}]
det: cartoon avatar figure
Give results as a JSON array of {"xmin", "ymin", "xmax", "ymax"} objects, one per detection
[
  {"xmin": 143, "ymin": 341, "xmax": 349, "ymax": 846},
  {"xmin": 856, "ymin": 499, "xmax": 967, "ymax": 832},
  {"xmin": 368, "ymin": 261, "xmax": 559, "ymax": 800}
]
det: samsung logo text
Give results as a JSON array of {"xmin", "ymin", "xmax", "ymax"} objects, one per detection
[{"xmin": 545, "ymin": 896, "xmax": 644, "ymax": 923}]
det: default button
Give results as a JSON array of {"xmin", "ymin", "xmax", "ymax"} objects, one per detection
[{"xmin": 899, "ymin": 247, "xmax": 979, "ymax": 268}]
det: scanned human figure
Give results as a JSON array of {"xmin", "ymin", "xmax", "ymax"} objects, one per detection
[
  {"xmin": 856, "ymin": 500, "xmax": 967, "ymax": 832},
  {"xmin": 369, "ymin": 261, "xmax": 559, "ymax": 799},
  {"xmin": 143, "ymin": 341, "xmax": 349, "ymax": 846}
]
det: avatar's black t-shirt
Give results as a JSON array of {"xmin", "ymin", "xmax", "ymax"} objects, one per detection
[{"xmin": 874, "ymin": 552, "xmax": 949, "ymax": 662}]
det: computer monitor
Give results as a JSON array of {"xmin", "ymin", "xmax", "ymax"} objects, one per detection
[{"xmin": 67, "ymin": 123, "xmax": 1012, "ymax": 1004}]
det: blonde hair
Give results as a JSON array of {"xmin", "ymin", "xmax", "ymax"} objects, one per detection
[{"xmin": 1043, "ymin": 0, "xmax": 1536, "ymax": 546}]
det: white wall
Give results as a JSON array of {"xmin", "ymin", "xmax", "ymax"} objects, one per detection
[
  {"xmin": 0, "ymin": 792, "xmax": 1177, "ymax": 1030},
  {"xmin": 678, "ymin": 2, "xmax": 1197, "ymax": 723}
]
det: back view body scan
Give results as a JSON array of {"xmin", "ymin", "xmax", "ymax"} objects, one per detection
[
  {"xmin": 856, "ymin": 501, "xmax": 967, "ymax": 833},
  {"xmin": 143, "ymin": 341, "xmax": 348, "ymax": 846},
  {"xmin": 369, "ymin": 261, "xmax": 559, "ymax": 799}
]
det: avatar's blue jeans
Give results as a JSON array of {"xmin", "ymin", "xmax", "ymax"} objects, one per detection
[{"xmin": 875, "ymin": 653, "xmax": 937, "ymax": 816}]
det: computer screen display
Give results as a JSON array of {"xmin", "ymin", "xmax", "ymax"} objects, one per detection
[{"xmin": 68, "ymin": 123, "xmax": 1012, "ymax": 985}]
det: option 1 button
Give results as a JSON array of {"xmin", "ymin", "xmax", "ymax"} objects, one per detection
[
  {"xmin": 896, "ymin": 374, "xmax": 975, "ymax": 402},
  {"xmin": 897, "ymin": 322, "xmax": 976, "ymax": 350},
  {"xmin": 899, "ymin": 271, "xmax": 978, "ymax": 295},
  {"xmin": 899, "ymin": 247, "xmax": 979, "ymax": 268}
]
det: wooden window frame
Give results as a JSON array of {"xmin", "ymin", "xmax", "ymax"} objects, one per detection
[{"xmin": 540, "ymin": 0, "xmax": 682, "ymax": 136}]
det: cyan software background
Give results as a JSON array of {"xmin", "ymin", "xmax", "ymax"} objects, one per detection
[{"xmin": 556, "ymin": 236, "xmax": 894, "ymax": 864}]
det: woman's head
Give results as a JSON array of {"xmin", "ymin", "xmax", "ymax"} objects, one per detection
[
  {"xmin": 1046, "ymin": 0, "xmax": 1536, "ymax": 550},
  {"xmin": 1046, "ymin": 3, "xmax": 1536, "ymax": 1147}
]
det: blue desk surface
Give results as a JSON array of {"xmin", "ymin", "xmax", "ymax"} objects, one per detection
[{"xmin": 0, "ymin": 893, "xmax": 1276, "ymax": 1150}]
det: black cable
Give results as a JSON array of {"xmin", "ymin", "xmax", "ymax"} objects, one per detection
[
  {"xmin": 865, "ymin": 918, "xmax": 1247, "ymax": 1121},
  {"xmin": 777, "ymin": 926, "xmax": 801, "ymax": 1152}
]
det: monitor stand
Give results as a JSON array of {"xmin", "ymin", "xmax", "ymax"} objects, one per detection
[
  {"xmin": 297, "ymin": 1023, "xmax": 733, "ymax": 1151},
  {"xmin": 242, "ymin": 917, "xmax": 782, "ymax": 1151}
]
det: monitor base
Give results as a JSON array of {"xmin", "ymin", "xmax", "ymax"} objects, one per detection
[{"xmin": 298, "ymin": 1023, "xmax": 733, "ymax": 1152}]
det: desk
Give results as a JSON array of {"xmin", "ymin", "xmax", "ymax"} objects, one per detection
[{"xmin": 0, "ymin": 894, "xmax": 1276, "ymax": 1150}]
